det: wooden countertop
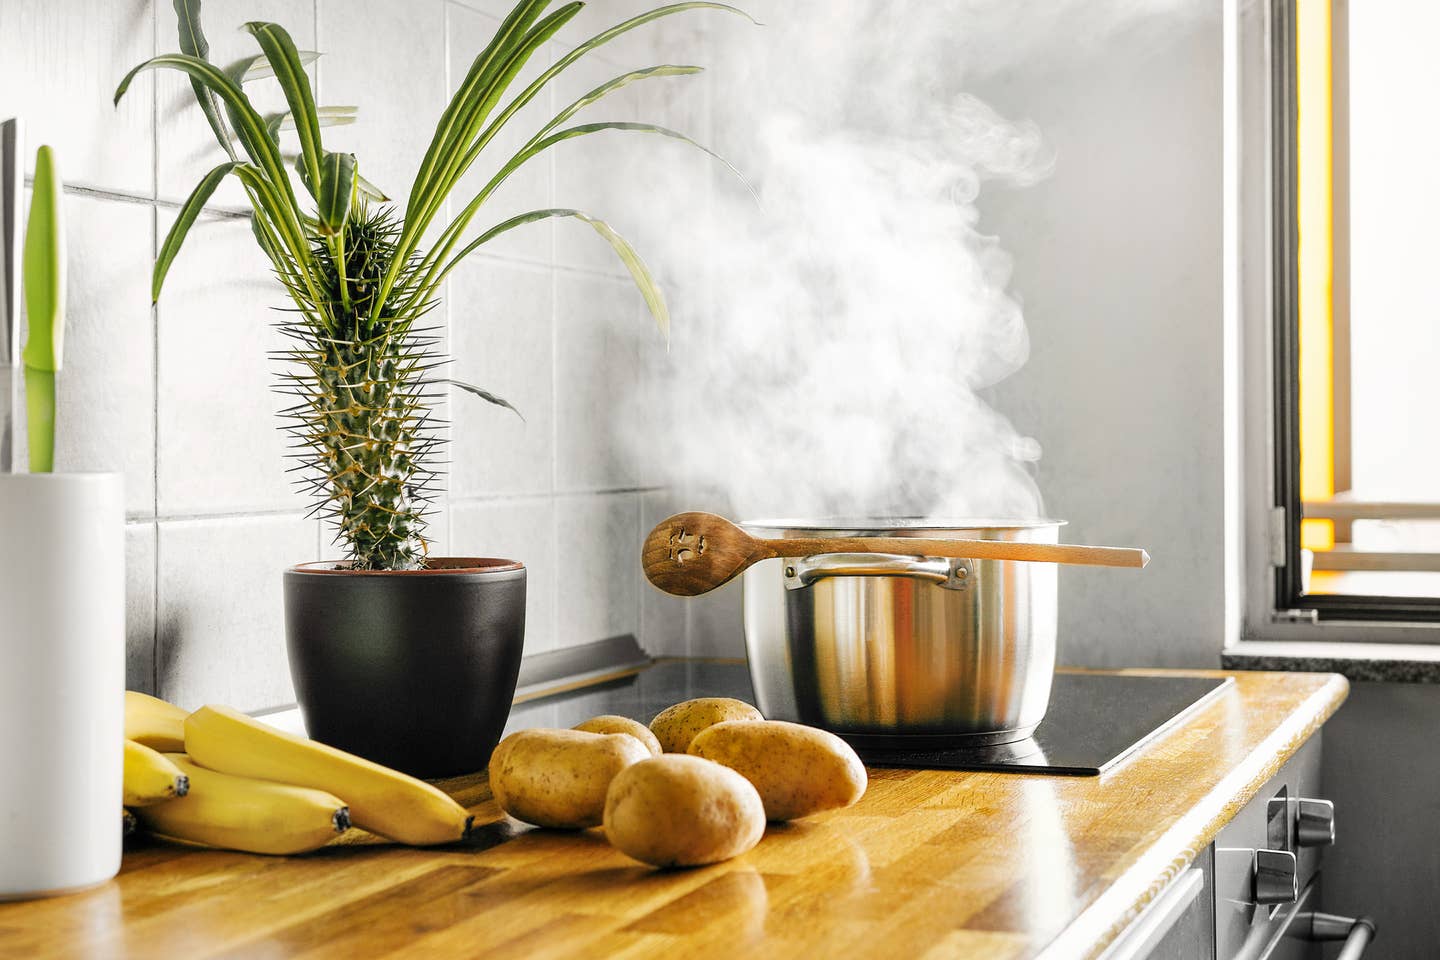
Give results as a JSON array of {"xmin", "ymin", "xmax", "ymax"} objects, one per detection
[{"xmin": 0, "ymin": 668, "xmax": 1347, "ymax": 960}]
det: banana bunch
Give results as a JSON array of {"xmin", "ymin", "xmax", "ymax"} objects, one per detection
[{"xmin": 121, "ymin": 692, "xmax": 473, "ymax": 856}]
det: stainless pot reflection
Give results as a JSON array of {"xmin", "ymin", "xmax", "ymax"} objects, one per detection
[{"xmin": 740, "ymin": 518, "xmax": 1061, "ymax": 747}]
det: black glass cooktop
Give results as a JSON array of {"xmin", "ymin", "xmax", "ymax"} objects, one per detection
[{"xmin": 504, "ymin": 661, "xmax": 1231, "ymax": 778}]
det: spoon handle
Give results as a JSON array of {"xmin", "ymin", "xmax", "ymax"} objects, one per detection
[{"xmin": 761, "ymin": 536, "xmax": 1149, "ymax": 569}]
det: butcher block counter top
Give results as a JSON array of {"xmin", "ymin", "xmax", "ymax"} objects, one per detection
[{"xmin": 0, "ymin": 663, "xmax": 1348, "ymax": 960}]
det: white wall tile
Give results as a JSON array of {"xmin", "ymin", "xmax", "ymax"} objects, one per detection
[
  {"xmin": 52, "ymin": 196, "xmax": 155, "ymax": 517},
  {"xmin": 639, "ymin": 489, "xmax": 687, "ymax": 655},
  {"xmin": 318, "ymin": 0, "xmax": 447, "ymax": 212},
  {"xmin": 155, "ymin": 0, "xmax": 317, "ymax": 208},
  {"xmin": 155, "ymin": 210, "xmax": 297, "ymax": 516},
  {"xmin": 0, "ymin": 0, "xmax": 154, "ymax": 195},
  {"xmin": 688, "ymin": 578, "xmax": 743, "ymax": 659},
  {"xmin": 555, "ymin": 492, "xmax": 638, "ymax": 647},
  {"xmin": 554, "ymin": 272, "xmax": 644, "ymax": 490},
  {"xmin": 157, "ymin": 514, "xmax": 319, "ymax": 711},
  {"xmin": 450, "ymin": 257, "xmax": 553, "ymax": 497},
  {"xmin": 451, "ymin": 497, "xmax": 557, "ymax": 654},
  {"xmin": 126, "ymin": 522, "xmax": 157, "ymax": 693},
  {"xmin": 446, "ymin": 2, "xmax": 554, "ymax": 264}
]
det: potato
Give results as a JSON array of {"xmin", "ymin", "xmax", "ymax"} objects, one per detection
[
  {"xmin": 603, "ymin": 755, "xmax": 765, "ymax": 868},
  {"xmin": 573, "ymin": 715, "xmax": 662, "ymax": 757},
  {"xmin": 489, "ymin": 728, "xmax": 650, "ymax": 829},
  {"xmin": 688, "ymin": 720, "xmax": 867, "ymax": 821},
  {"xmin": 648, "ymin": 697, "xmax": 763, "ymax": 754}
]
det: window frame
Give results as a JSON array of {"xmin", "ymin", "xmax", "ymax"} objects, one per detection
[{"xmin": 1239, "ymin": 0, "xmax": 1440, "ymax": 642}]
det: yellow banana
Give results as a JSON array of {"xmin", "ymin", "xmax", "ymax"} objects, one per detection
[
  {"xmin": 184, "ymin": 705, "xmax": 471, "ymax": 846},
  {"xmin": 134, "ymin": 754, "xmax": 350, "ymax": 856},
  {"xmin": 123, "ymin": 739, "xmax": 190, "ymax": 806},
  {"xmin": 125, "ymin": 690, "xmax": 188, "ymax": 752}
]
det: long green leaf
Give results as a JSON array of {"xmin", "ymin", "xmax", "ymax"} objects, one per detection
[
  {"xmin": 115, "ymin": 53, "xmax": 302, "ymax": 228},
  {"xmin": 412, "ymin": 120, "xmax": 738, "ymax": 312},
  {"xmin": 244, "ymin": 22, "xmax": 323, "ymax": 199},
  {"xmin": 153, "ymin": 160, "xmax": 240, "ymax": 302},
  {"xmin": 447, "ymin": 379, "xmax": 524, "ymax": 421},
  {"xmin": 228, "ymin": 49, "xmax": 321, "ymax": 84},
  {"xmin": 266, "ymin": 105, "xmax": 357, "ymax": 134},
  {"xmin": 316, "ymin": 152, "xmax": 356, "ymax": 237},
  {"xmin": 408, "ymin": 0, "xmax": 552, "ymax": 222},
  {"xmin": 537, "ymin": 64, "xmax": 702, "ymax": 141},
  {"xmin": 405, "ymin": 3, "xmax": 751, "ymax": 312},
  {"xmin": 357, "ymin": 173, "xmax": 390, "ymax": 203},
  {"xmin": 172, "ymin": 0, "xmax": 237, "ymax": 161},
  {"xmin": 451, "ymin": 208, "xmax": 669, "ymax": 338},
  {"xmin": 472, "ymin": 3, "xmax": 754, "ymax": 175},
  {"xmin": 408, "ymin": 2, "xmax": 579, "ymax": 241}
]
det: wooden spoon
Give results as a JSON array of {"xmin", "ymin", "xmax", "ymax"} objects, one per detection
[{"xmin": 642, "ymin": 512, "xmax": 1150, "ymax": 597}]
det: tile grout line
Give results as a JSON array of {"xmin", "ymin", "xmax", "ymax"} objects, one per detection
[{"xmin": 151, "ymin": 0, "xmax": 162, "ymax": 696}]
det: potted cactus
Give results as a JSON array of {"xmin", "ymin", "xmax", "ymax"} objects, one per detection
[{"xmin": 117, "ymin": 0, "xmax": 745, "ymax": 777}]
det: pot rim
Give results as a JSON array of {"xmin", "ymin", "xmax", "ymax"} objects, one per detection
[{"xmin": 289, "ymin": 557, "xmax": 524, "ymax": 576}]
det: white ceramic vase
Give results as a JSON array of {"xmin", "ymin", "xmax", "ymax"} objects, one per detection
[{"xmin": 0, "ymin": 473, "xmax": 124, "ymax": 899}]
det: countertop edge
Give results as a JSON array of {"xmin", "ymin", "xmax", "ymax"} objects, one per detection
[{"xmin": 1039, "ymin": 671, "xmax": 1351, "ymax": 960}]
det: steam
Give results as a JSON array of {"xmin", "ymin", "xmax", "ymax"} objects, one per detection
[{"xmin": 618, "ymin": 0, "xmax": 1192, "ymax": 521}]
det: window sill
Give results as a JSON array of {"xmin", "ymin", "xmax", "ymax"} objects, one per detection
[{"xmin": 1223, "ymin": 640, "xmax": 1440, "ymax": 683}]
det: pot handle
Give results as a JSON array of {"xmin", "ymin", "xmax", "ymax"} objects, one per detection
[{"xmin": 782, "ymin": 553, "xmax": 971, "ymax": 591}]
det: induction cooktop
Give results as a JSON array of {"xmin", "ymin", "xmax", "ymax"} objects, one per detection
[
  {"xmin": 503, "ymin": 659, "xmax": 1232, "ymax": 779},
  {"xmin": 855, "ymin": 673, "xmax": 1232, "ymax": 776}
]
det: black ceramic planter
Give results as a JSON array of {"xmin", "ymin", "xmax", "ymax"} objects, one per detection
[{"xmin": 284, "ymin": 558, "xmax": 526, "ymax": 779}]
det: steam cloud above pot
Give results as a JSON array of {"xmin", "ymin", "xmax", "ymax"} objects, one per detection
[{"xmin": 603, "ymin": 0, "xmax": 1196, "ymax": 520}]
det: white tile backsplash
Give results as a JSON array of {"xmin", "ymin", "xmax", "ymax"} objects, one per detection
[
  {"xmin": 450, "ymin": 497, "xmax": 557, "ymax": 654},
  {"xmin": 555, "ymin": 492, "xmax": 639, "ymax": 648},
  {"xmin": 157, "ymin": 514, "xmax": 319, "ymax": 711},
  {"xmin": 126, "ymin": 522, "xmax": 157, "ymax": 692},
  {"xmin": 3, "ymin": 0, "xmax": 715, "ymax": 710},
  {"xmin": 450, "ymin": 256, "xmax": 554, "ymax": 497},
  {"xmin": 156, "ymin": 210, "xmax": 296, "ymax": 515},
  {"xmin": 0, "ymin": 0, "xmax": 154, "ymax": 195},
  {"xmin": 554, "ymin": 271, "xmax": 644, "ymax": 490},
  {"xmin": 53, "ymin": 196, "xmax": 155, "ymax": 516}
]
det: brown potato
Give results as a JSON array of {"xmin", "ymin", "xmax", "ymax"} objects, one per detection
[
  {"xmin": 573, "ymin": 715, "xmax": 662, "ymax": 757},
  {"xmin": 688, "ymin": 719, "xmax": 867, "ymax": 821},
  {"xmin": 648, "ymin": 697, "xmax": 763, "ymax": 754},
  {"xmin": 603, "ymin": 755, "xmax": 765, "ymax": 867},
  {"xmin": 489, "ymin": 728, "xmax": 650, "ymax": 829}
]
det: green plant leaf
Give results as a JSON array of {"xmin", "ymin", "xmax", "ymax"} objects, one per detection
[
  {"xmin": 243, "ymin": 22, "xmax": 323, "ymax": 199},
  {"xmin": 153, "ymin": 160, "xmax": 240, "ymax": 302},
  {"xmin": 409, "ymin": 0, "xmax": 553, "ymax": 223},
  {"xmin": 115, "ymin": 53, "xmax": 301, "ymax": 222},
  {"xmin": 455, "ymin": 208, "xmax": 669, "ymax": 339},
  {"xmin": 316, "ymin": 152, "xmax": 356, "ymax": 237},
  {"xmin": 172, "ymin": 0, "xmax": 237, "ymax": 161},
  {"xmin": 446, "ymin": 379, "xmax": 524, "ymax": 421},
  {"xmin": 266, "ymin": 105, "xmax": 357, "ymax": 132},
  {"xmin": 227, "ymin": 49, "xmax": 321, "ymax": 84},
  {"xmin": 356, "ymin": 173, "xmax": 391, "ymax": 203},
  {"xmin": 538, "ymin": 64, "xmax": 702, "ymax": 141}
]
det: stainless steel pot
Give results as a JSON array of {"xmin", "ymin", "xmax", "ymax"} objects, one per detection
[{"xmin": 740, "ymin": 518, "xmax": 1062, "ymax": 747}]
